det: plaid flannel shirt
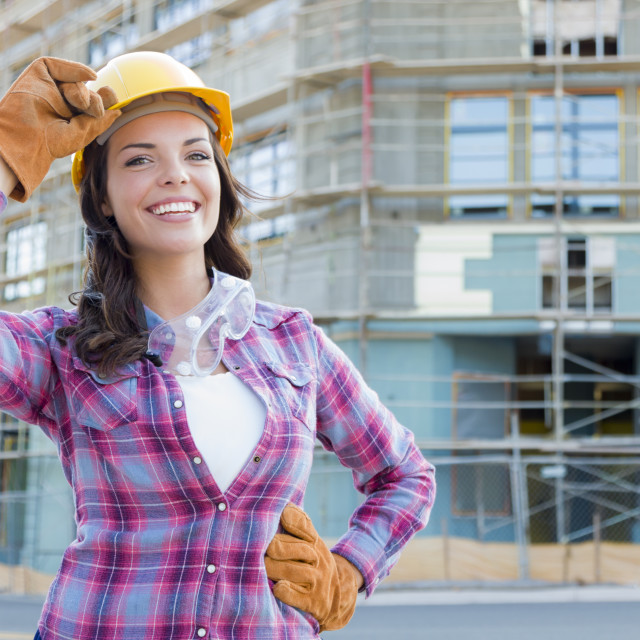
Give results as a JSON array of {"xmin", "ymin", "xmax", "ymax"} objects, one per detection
[{"xmin": 0, "ymin": 300, "xmax": 435, "ymax": 640}]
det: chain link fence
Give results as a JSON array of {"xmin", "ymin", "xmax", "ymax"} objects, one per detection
[
  {"xmin": 387, "ymin": 455, "xmax": 640, "ymax": 586},
  {"xmin": 2, "ymin": 438, "xmax": 640, "ymax": 593}
]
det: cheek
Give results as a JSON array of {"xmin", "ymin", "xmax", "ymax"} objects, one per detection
[
  {"xmin": 108, "ymin": 173, "xmax": 142, "ymax": 213},
  {"xmin": 206, "ymin": 171, "xmax": 222, "ymax": 202}
]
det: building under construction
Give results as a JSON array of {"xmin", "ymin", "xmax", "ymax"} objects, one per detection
[{"xmin": 1, "ymin": 0, "xmax": 640, "ymax": 592}]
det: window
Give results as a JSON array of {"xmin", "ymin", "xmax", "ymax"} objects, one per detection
[
  {"xmin": 530, "ymin": 93, "xmax": 620, "ymax": 217},
  {"xmin": 4, "ymin": 222, "xmax": 47, "ymax": 301},
  {"xmin": 154, "ymin": 0, "xmax": 213, "ymax": 32},
  {"xmin": 233, "ymin": 134, "xmax": 295, "ymax": 242},
  {"xmin": 232, "ymin": 134, "xmax": 293, "ymax": 203},
  {"xmin": 88, "ymin": 17, "xmax": 139, "ymax": 68},
  {"xmin": 228, "ymin": 0, "xmax": 290, "ymax": 47},
  {"xmin": 166, "ymin": 32, "xmax": 215, "ymax": 68},
  {"xmin": 531, "ymin": 0, "xmax": 619, "ymax": 58},
  {"xmin": 539, "ymin": 236, "xmax": 614, "ymax": 312},
  {"xmin": 447, "ymin": 95, "xmax": 510, "ymax": 218}
]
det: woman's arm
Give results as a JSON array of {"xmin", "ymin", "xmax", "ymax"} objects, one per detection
[
  {"xmin": 265, "ymin": 313, "xmax": 434, "ymax": 630},
  {"xmin": 311, "ymin": 321, "xmax": 436, "ymax": 596},
  {"xmin": 0, "ymin": 308, "xmax": 59, "ymax": 439}
]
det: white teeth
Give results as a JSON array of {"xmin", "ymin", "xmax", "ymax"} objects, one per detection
[{"xmin": 150, "ymin": 202, "xmax": 196, "ymax": 215}]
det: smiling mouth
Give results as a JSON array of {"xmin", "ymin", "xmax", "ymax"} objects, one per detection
[{"xmin": 149, "ymin": 202, "xmax": 198, "ymax": 216}]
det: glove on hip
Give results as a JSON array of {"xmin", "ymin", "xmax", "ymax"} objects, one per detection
[
  {"xmin": 0, "ymin": 57, "xmax": 120, "ymax": 202},
  {"xmin": 265, "ymin": 503, "xmax": 361, "ymax": 632}
]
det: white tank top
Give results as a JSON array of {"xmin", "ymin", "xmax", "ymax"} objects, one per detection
[{"xmin": 175, "ymin": 372, "xmax": 266, "ymax": 493}]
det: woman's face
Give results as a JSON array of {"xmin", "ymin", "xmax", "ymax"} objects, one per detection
[{"xmin": 103, "ymin": 110, "xmax": 221, "ymax": 265}]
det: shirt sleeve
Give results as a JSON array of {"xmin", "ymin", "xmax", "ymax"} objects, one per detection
[
  {"xmin": 310, "ymin": 320, "xmax": 436, "ymax": 597},
  {"xmin": 0, "ymin": 308, "xmax": 57, "ymax": 429}
]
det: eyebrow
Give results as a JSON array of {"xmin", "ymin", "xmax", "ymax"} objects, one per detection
[{"xmin": 118, "ymin": 138, "xmax": 211, "ymax": 153}]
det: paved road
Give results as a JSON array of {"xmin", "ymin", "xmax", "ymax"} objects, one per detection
[
  {"xmin": 2, "ymin": 591, "xmax": 640, "ymax": 640},
  {"xmin": 0, "ymin": 594, "xmax": 42, "ymax": 640},
  {"xmin": 330, "ymin": 601, "xmax": 640, "ymax": 639}
]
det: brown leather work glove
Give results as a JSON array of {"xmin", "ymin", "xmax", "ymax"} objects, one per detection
[
  {"xmin": 0, "ymin": 57, "xmax": 121, "ymax": 202},
  {"xmin": 265, "ymin": 503, "xmax": 361, "ymax": 632}
]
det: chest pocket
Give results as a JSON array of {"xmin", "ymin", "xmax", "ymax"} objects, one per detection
[
  {"xmin": 265, "ymin": 361, "xmax": 316, "ymax": 432},
  {"xmin": 70, "ymin": 358, "xmax": 139, "ymax": 431}
]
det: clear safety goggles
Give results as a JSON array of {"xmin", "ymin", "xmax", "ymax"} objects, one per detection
[{"xmin": 147, "ymin": 270, "xmax": 255, "ymax": 377}]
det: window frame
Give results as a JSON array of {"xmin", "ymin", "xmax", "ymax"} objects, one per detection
[
  {"xmin": 444, "ymin": 91, "xmax": 514, "ymax": 220},
  {"xmin": 526, "ymin": 88, "xmax": 624, "ymax": 219},
  {"xmin": 538, "ymin": 235, "xmax": 615, "ymax": 314}
]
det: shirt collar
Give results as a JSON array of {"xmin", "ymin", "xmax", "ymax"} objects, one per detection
[{"xmin": 144, "ymin": 305, "xmax": 166, "ymax": 332}]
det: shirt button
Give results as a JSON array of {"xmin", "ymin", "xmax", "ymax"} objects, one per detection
[
  {"xmin": 174, "ymin": 400, "xmax": 183, "ymax": 409},
  {"xmin": 193, "ymin": 457, "xmax": 202, "ymax": 465},
  {"xmin": 197, "ymin": 628, "xmax": 206, "ymax": 638},
  {"xmin": 217, "ymin": 503, "xmax": 227, "ymax": 511},
  {"xmin": 207, "ymin": 564, "xmax": 216, "ymax": 574},
  {"xmin": 290, "ymin": 375, "xmax": 297, "ymax": 381}
]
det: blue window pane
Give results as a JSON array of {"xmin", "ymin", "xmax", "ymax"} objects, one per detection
[
  {"xmin": 575, "ymin": 95, "xmax": 618, "ymax": 121},
  {"xmin": 530, "ymin": 93, "xmax": 619, "ymax": 219},
  {"xmin": 531, "ymin": 95, "xmax": 574, "ymax": 123},
  {"xmin": 450, "ymin": 97, "xmax": 508, "ymax": 125},
  {"xmin": 450, "ymin": 158, "xmax": 508, "ymax": 183},
  {"xmin": 448, "ymin": 96, "xmax": 509, "ymax": 216}
]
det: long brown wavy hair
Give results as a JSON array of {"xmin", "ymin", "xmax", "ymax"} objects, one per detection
[{"xmin": 56, "ymin": 134, "xmax": 253, "ymax": 376}]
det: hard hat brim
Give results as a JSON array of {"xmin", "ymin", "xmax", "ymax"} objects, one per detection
[{"xmin": 72, "ymin": 93, "xmax": 232, "ymax": 191}]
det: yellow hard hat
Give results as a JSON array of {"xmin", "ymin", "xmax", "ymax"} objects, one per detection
[{"xmin": 71, "ymin": 51, "xmax": 233, "ymax": 191}]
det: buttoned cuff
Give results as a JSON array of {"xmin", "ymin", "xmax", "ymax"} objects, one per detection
[{"xmin": 331, "ymin": 531, "xmax": 399, "ymax": 598}]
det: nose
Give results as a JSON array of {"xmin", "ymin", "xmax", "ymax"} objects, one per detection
[{"xmin": 157, "ymin": 158, "xmax": 190, "ymax": 186}]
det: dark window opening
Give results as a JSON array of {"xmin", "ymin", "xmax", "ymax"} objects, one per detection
[{"xmin": 533, "ymin": 37, "xmax": 618, "ymax": 57}]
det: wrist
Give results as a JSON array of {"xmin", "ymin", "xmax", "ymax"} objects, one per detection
[
  {"xmin": 333, "ymin": 552, "xmax": 364, "ymax": 591},
  {"xmin": 351, "ymin": 565, "xmax": 364, "ymax": 591}
]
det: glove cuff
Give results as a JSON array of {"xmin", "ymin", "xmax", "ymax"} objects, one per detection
[{"xmin": 319, "ymin": 554, "xmax": 360, "ymax": 632}]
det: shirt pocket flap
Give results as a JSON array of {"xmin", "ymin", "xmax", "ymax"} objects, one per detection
[
  {"xmin": 264, "ymin": 361, "xmax": 314, "ymax": 387},
  {"xmin": 264, "ymin": 361, "xmax": 316, "ymax": 432},
  {"xmin": 71, "ymin": 358, "xmax": 139, "ymax": 431}
]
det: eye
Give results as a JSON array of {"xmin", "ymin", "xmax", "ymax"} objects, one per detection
[
  {"xmin": 124, "ymin": 156, "xmax": 151, "ymax": 167},
  {"xmin": 187, "ymin": 151, "xmax": 212, "ymax": 161}
]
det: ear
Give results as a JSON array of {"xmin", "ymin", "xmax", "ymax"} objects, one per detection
[{"xmin": 101, "ymin": 199, "xmax": 113, "ymax": 217}]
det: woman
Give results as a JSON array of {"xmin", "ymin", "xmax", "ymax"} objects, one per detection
[{"xmin": 0, "ymin": 52, "xmax": 435, "ymax": 639}]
